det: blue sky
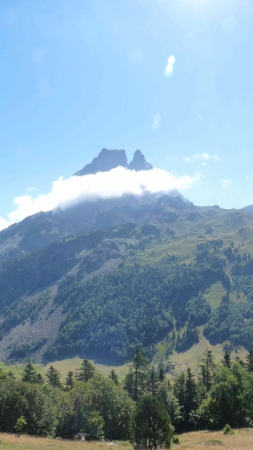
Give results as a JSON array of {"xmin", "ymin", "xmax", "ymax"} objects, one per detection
[{"xmin": 1, "ymin": 0, "xmax": 253, "ymax": 228}]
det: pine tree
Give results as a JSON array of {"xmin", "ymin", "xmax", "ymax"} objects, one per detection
[
  {"xmin": 46, "ymin": 366, "xmax": 62, "ymax": 388},
  {"xmin": 109, "ymin": 369, "xmax": 119, "ymax": 385},
  {"xmin": 65, "ymin": 371, "xmax": 75, "ymax": 389},
  {"xmin": 246, "ymin": 350, "xmax": 253, "ymax": 372},
  {"xmin": 133, "ymin": 348, "xmax": 148, "ymax": 402},
  {"xmin": 221, "ymin": 351, "xmax": 231, "ymax": 369},
  {"xmin": 147, "ymin": 367, "xmax": 159, "ymax": 396},
  {"xmin": 21, "ymin": 363, "xmax": 40, "ymax": 384},
  {"xmin": 159, "ymin": 366, "xmax": 166, "ymax": 382},
  {"xmin": 124, "ymin": 366, "xmax": 135, "ymax": 398},
  {"xmin": 36, "ymin": 373, "xmax": 44, "ymax": 385},
  {"xmin": 184, "ymin": 368, "xmax": 197, "ymax": 428},
  {"xmin": 75, "ymin": 359, "xmax": 95, "ymax": 382},
  {"xmin": 173, "ymin": 372, "xmax": 186, "ymax": 407},
  {"xmin": 173, "ymin": 369, "xmax": 197, "ymax": 430},
  {"xmin": 199, "ymin": 350, "xmax": 216, "ymax": 391}
]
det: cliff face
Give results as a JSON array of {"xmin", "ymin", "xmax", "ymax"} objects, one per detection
[{"xmin": 74, "ymin": 148, "xmax": 152, "ymax": 176}]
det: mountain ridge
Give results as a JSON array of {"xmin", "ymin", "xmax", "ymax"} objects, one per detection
[{"xmin": 74, "ymin": 148, "xmax": 153, "ymax": 176}]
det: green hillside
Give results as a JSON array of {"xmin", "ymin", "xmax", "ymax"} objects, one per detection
[{"xmin": 1, "ymin": 195, "xmax": 253, "ymax": 365}]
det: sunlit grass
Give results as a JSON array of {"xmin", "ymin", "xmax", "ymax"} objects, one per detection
[
  {"xmin": 1, "ymin": 429, "xmax": 253, "ymax": 449},
  {"xmin": 0, "ymin": 358, "xmax": 130, "ymax": 383}
]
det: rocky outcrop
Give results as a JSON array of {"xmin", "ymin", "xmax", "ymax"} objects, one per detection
[
  {"xmin": 74, "ymin": 148, "xmax": 128, "ymax": 176},
  {"xmin": 74, "ymin": 148, "xmax": 153, "ymax": 176},
  {"xmin": 128, "ymin": 150, "xmax": 153, "ymax": 171}
]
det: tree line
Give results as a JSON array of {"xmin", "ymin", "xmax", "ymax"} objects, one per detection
[{"xmin": 1, "ymin": 349, "xmax": 253, "ymax": 448}]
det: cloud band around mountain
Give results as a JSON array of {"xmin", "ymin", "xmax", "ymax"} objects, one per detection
[{"xmin": 0, "ymin": 167, "xmax": 200, "ymax": 230}]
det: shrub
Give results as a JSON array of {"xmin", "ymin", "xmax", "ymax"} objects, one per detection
[{"xmin": 223, "ymin": 424, "xmax": 235, "ymax": 435}]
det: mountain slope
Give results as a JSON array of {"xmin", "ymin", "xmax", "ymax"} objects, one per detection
[
  {"xmin": 1, "ymin": 149, "xmax": 253, "ymax": 364},
  {"xmin": 1, "ymin": 191, "xmax": 253, "ymax": 364},
  {"xmin": 245, "ymin": 205, "xmax": 253, "ymax": 214}
]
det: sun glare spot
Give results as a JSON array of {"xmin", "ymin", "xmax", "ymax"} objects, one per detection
[
  {"xmin": 168, "ymin": 55, "xmax": 175, "ymax": 65},
  {"xmin": 166, "ymin": 64, "xmax": 173, "ymax": 73},
  {"xmin": 164, "ymin": 55, "xmax": 175, "ymax": 78}
]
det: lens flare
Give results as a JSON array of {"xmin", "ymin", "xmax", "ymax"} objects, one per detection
[
  {"xmin": 166, "ymin": 64, "xmax": 173, "ymax": 73},
  {"xmin": 164, "ymin": 55, "xmax": 175, "ymax": 78},
  {"xmin": 168, "ymin": 55, "xmax": 175, "ymax": 65}
]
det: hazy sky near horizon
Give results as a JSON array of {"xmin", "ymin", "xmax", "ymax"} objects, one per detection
[{"xmin": 1, "ymin": 0, "xmax": 253, "ymax": 229}]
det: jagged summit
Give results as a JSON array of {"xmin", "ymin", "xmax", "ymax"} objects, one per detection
[
  {"xmin": 128, "ymin": 150, "xmax": 153, "ymax": 171},
  {"xmin": 74, "ymin": 148, "xmax": 152, "ymax": 176},
  {"xmin": 74, "ymin": 148, "xmax": 128, "ymax": 176}
]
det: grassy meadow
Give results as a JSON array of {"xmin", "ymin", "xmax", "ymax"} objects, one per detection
[
  {"xmin": 0, "ymin": 358, "xmax": 130, "ymax": 383},
  {"xmin": 1, "ymin": 429, "xmax": 253, "ymax": 449}
]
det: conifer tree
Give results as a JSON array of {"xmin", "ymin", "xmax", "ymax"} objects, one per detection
[
  {"xmin": 65, "ymin": 371, "xmax": 75, "ymax": 389},
  {"xmin": 124, "ymin": 366, "xmax": 135, "ymax": 398},
  {"xmin": 75, "ymin": 359, "xmax": 95, "ymax": 382},
  {"xmin": 246, "ymin": 350, "xmax": 253, "ymax": 373},
  {"xmin": 221, "ymin": 351, "xmax": 231, "ymax": 369},
  {"xmin": 159, "ymin": 366, "xmax": 166, "ymax": 382},
  {"xmin": 133, "ymin": 347, "xmax": 148, "ymax": 402},
  {"xmin": 21, "ymin": 363, "xmax": 41, "ymax": 384},
  {"xmin": 173, "ymin": 372, "xmax": 186, "ymax": 407},
  {"xmin": 147, "ymin": 367, "xmax": 159, "ymax": 396},
  {"xmin": 36, "ymin": 373, "xmax": 44, "ymax": 385},
  {"xmin": 109, "ymin": 369, "xmax": 119, "ymax": 385},
  {"xmin": 46, "ymin": 366, "xmax": 62, "ymax": 388},
  {"xmin": 199, "ymin": 350, "xmax": 216, "ymax": 391},
  {"xmin": 184, "ymin": 368, "xmax": 197, "ymax": 427}
]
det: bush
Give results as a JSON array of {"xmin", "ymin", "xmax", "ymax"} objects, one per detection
[
  {"xmin": 223, "ymin": 424, "xmax": 235, "ymax": 435},
  {"xmin": 14, "ymin": 416, "xmax": 27, "ymax": 436},
  {"xmin": 172, "ymin": 435, "xmax": 180, "ymax": 444}
]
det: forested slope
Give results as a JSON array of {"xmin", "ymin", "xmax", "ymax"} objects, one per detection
[{"xmin": 1, "ymin": 194, "xmax": 253, "ymax": 364}]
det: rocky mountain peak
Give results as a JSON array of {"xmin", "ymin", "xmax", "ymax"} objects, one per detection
[
  {"xmin": 128, "ymin": 149, "xmax": 153, "ymax": 171},
  {"xmin": 74, "ymin": 148, "xmax": 128, "ymax": 176},
  {"xmin": 74, "ymin": 148, "xmax": 152, "ymax": 176}
]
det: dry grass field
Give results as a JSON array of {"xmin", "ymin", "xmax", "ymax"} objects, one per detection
[
  {"xmin": 177, "ymin": 429, "xmax": 253, "ymax": 449},
  {"xmin": 1, "ymin": 429, "xmax": 253, "ymax": 450}
]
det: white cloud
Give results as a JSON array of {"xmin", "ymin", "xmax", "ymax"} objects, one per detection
[
  {"xmin": 185, "ymin": 153, "xmax": 220, "ymax": 163},
  {"xmin": 221, "ymin": 179, "xmax": 231, "ymax": 190},
  {"xmin": 152, "ymin": 114, "xmax": 161, "ymax": 130},
  {"xmin": 0, "ymin": 167, "xmax": 201, "ymax": 230}
]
